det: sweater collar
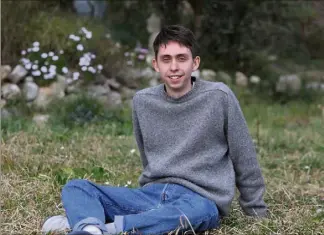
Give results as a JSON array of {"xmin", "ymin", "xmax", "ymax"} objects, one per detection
[{"xmin": 161, "ymin": 76, "xmax": 200, "ymax": 103}]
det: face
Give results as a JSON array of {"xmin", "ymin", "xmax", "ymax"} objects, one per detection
[{"xmin": 152, "ymin": 41, "xmax": 200, "ymax": 98}]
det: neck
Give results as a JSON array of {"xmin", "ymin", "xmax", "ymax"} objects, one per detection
[
  {"xmin": 165, "ymin": 86, "xmax": 192, "ymax": 98},
  {"xmin": 164, "ymin": 77, "xmax": 195, "ymax": 99}
]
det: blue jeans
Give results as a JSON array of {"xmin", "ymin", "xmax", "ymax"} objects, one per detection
[{"xmin": 62, "ymin": 179, "xmax": 220, "ymax": 234}]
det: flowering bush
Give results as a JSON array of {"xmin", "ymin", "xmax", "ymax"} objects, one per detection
[
  {"xmin": 123, "ymin": 45, "xmax": 150, "ymax": 68},
  {"xmin": 19, "ymin": 27, "xmax": 103, "ymax": 86}
]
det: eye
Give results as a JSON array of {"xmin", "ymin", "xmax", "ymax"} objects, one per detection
[
  {"xmin": 178, "ymin": 56, "xmax": 187, "ymax": 61},
  {"xmin": 162, "ymin": 57, "xmax": 170, "ymax": 62}
]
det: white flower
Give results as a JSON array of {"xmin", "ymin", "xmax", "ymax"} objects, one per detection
[
  {"xmin": 21, "ymin": 50, "xmax": 26, "ymax": 55},
  {"xmin": 32, "ymin": 47, "xmax": 40, "ymax": 52},
  {"xmin": 59, "ymin": 50, "xmax": 64, "ymax": 54},
  {"xmin": 32, "ymin": 70, "xmax": 41, "ymax": 76},
  {"xmin": 124, "ymin": 52, "xmax": 130, "ymax": 57},
  {"xmin": 73, "ymin": 72, "xmax": 80, "ymax": 80},
  {"xmin": 130, "ymin": 149, "xmax": 136, "ymax": 154},
  {"xmin": 33, "ymin": 41, "xmax": 40, "ymax": 47},
  {"xmin": 97, "ymin": 64, "xmax": 103, "ymax": 70},
  {"xmin": 27, "ymin": 48, "xmax": 32, "ymax": 52},
  {"xmin": 250, "ymin": 75, "xmax": 260, "ymax": 84},
  {"xmin": 91, "ymin": 54, "xmax": 96, "ymax": 59},
  {"xmin": 20, "ymin": 58, "xmax": 30, "ymax": 65},
  {"xmin": 32, "ymin": 64, "xmax": 38, "ymax": 70},
  {"xmin": 41, "ymin": 66, "xmax": 47, "ymax": 73},
  {"xmin": 44, "ymin": 73, "xmax": 56, "ymax": 80},
  {"xmin": 69, "ymin": 34, "xmax": 76, "ymax": 40},
  {"xmin": 77, "ymin": 44, "xmax": 84, "ymax": 51},
  {"xmin": 25, "ymin": 63, "xmax": 32, "ymax": 70},
  {"xmin": 41, "ymin": 53, "xmax": 48, "ymax": 58},
  {"xmin": 49, "ymin": 51, "xmax": 54, "ymax": 57},
  {"xmin": 88, "ymin": 66, "xmax": 96, "ymax": 74},
  {"xmin": 127, "ymin": 60, "xmax": 133, "ymax": 66},
  {"xmin": 115, "ymin": 42, "xmax": 121, "ymax": 48},
  {"xmin": 81, "ymin": 66, "xmax": 87, "ymax": 71},
  {"xmin": 62, "ymin": 67, "xmax": 68, "ymax": 74},
  {"xmin": 49, "ymin": 65, "xmax": 57, "ymax": 73},
  {"xmin": 105, "ymin": 33, "xmax": 111, "ymax": 39},
  {"xmin": 52, "ymin": 55, "xmax": 59, "ymax": 61},
  {"xmin": 127, "ymin": 181, "xmax": 132, "ymax": 185},
  {"xmin": 85, "ymin": 32, "xmax": 92, "ymax": 39},
  {"xmin": 44, "ymin": 74, "xmax": 50, "ymax": 80},
  {"xmin": 34, "ymin": 60, "xmax": 39, "ymax": 64},
  {"xmin": 79, "ymin": 57, "xmax": 90, "ymax": 66}
]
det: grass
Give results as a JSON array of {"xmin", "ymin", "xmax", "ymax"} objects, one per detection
[{"xmin": 1, "ymin": 94, "xmax": 324, "ymax": 235}]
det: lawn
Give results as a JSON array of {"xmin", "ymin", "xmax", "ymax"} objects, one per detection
[{"xmin": 1, "ymin": 95, "xmax": 323, "ymax": 235}]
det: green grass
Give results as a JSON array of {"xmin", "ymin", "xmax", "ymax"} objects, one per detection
[{"xmin": 1, "ymin": 96, "xmax": 324, "ymax": 234}]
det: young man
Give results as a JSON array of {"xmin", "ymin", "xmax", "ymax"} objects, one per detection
[{"xmin": 42, "ymin": 25, "xmax": 268, "ymax": 235}]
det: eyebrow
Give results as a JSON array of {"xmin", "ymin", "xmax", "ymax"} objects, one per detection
[{"xmin": 159, "ymin": 53, "xmax": 189, "ymax": 58}]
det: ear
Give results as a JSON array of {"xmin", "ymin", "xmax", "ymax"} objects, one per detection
[
  {"xmin": 192, "ymin": 56, "xmax": 200, "ymax": 71},
  {"xmin": 152, "ymin": 58, "xmax": 160, "ymax": 72}
]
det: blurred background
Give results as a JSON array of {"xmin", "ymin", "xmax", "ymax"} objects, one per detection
[{"xmin": 2, "ymin": 0, "xmax": 324, "ymax": 109}]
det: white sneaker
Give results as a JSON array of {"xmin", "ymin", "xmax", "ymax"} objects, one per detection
[{"xmin": 41, "ymin": 215, "xmax": 70, "ymax": 234}]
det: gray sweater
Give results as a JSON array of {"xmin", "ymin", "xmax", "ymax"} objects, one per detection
[{"xmin": 132, "ymin": 77, "xmax": 267, "ymax": 217}]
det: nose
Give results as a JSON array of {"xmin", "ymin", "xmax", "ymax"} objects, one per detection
[{"xmin": 170, "ymin": 59, "xmax": 178, "ymax": 72}]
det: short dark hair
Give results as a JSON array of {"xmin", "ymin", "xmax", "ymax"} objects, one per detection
[{"xmin": 153, "ymin": 25, "xmax": 199, "ymax": 58}]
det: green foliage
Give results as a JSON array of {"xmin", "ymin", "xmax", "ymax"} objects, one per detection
[
  {"xmin": 1, "ymin": 116, "xmax": 34, "ymax": 138},
  {"xmin": 105, "ymin": 0, "xmax": 150, "ymax": 48},
  {"xmin": 53, "ymin": 166, "xmax": 109, "ymax": 186},
  {"xmin": 199, "ymin": 1, "xmax": 316, "ymax": 70},
  {"xmin": 46, "ymin": 94, "xmax": 133, "ymax": 135}
]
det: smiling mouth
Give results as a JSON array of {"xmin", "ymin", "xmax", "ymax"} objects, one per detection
[{"xmin": 168, "ymin": 75, "xmax": 182, "ymax": 80}]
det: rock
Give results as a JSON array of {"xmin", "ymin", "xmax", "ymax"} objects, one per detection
[
  {"xmin": 1, "ymin": 108, "xmax": 11, "ymax": 120},
  {"xmin": 32, "ymin": 79, "xmax": 66, "ymax": 109},
  {"xmin": 7, "ymin": 64, "xmax": 28, "ymax": 84},
  {"xmin": 216, "ymin": 71, "xmax": 232, "ymax": 84},
  {"xmin": 148, "ymin": 32, "xmax": 159, "ymax": 54},
  {"xmin": 276, "ymin": 74, "xmax": 301, "ymax": 93},
  {"xmin": 120, "ymin": 86, "xmax": 136, "ymax": 100},
  {"xmin": 191, "ymin": 70, "xmax": 200, "ymax": 79},
  {"xmin": 300, "ymin": 70, "xmax": 324, "ymax": 82},
  {"xmin": 33, "ymin": 114, "xmax": 50, "ymax": 127},
  {"xmin": 116, "ymin": 67, "xmax": 157, "ymax": 89},
  {"xmin": 235, "ymin": 72, "xmax": 248, "ymax": 87},
  {"xmin": 1, "ymin": 65, "xmax": 11, "ymax": 82},
  {"xmin": 305, "ymin": 82, "xmax": 324, "ymax": 91},
  {"xmin": 149, "ymin": 77, "xmax": 159, "ymax": 87},
  {"xmin": 1, "ymin": 83, "xmax": 21, "ymax": 100},
  {"xmin": 25, "ymin": 76, "xmax": 34, "ymax": 82},
  {"xmin": 105, "ymin": 78, "xmax": 121, "ymax": 90},
  {"xmin": 141, "ymin": 67, "xmax": 160, "ymax": 83},
  {"xmin": 250, "ymin": 75, "xmax": 261, "ymax": 84},
  {"xmin": 87, "ymin": 84, "xmax": 111, "ymax": 97},
  {"xmin": 32, "ymin": 87, "xmax": 54, "ymax": 109},
  {"xmin": 108, "ymin": 91, "xmax": 122, "ymax": 107},
  {"xmin": 66, "ymin": 83, "xmax": 82, "ymax": 94},
  {"xmin": 0, "ymin": 99, "xmax": 6, "ymax": 108},
  {"xmin": 201, "ymin": 69, "xmax": 217, "ymax": 81},
  {"xmin": 147, "ymin": 13, "xmax": 161, "ymax": 34},
  {"xmin": 22, "ymin": 80, "xmax": 39, "ymax": 101},
  {"xmin": 73, "ymin": 0, "xmax": 107, "ymax": 19},
  {"xmin": 97, "ymin": 91, "xmax": 122, "ymax": 108}
]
